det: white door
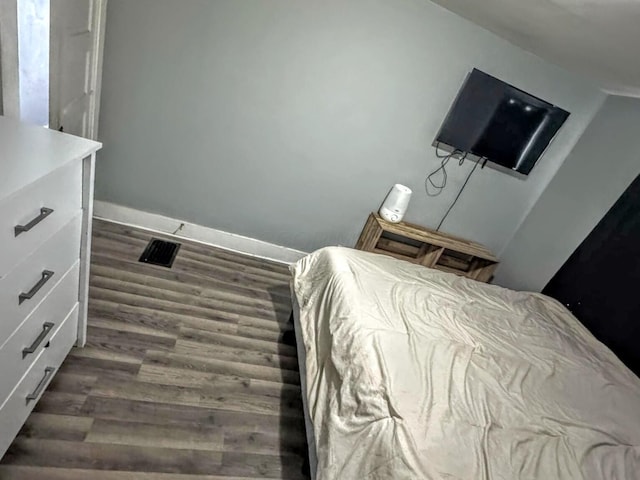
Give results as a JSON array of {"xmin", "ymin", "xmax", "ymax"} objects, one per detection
[
  {"xmin": 49, "ymin": 0, "xmax": 107, "ymax": 139},
  {"xmin": 0, "ymin": 0, "xmax": 20, "ymax": 118}
]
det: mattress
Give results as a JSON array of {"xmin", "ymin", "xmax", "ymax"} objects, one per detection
[{"xmin": 290, "ymin": 247, "xmax": 640, "ymax": 480}]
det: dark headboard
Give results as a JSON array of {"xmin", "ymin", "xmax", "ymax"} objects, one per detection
[{"xmin": 544, "ymin": 173, "xmax": 640, "ymax": 378}]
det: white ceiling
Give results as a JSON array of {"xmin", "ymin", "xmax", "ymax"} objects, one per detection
[{"xmin": 430, "ymin": 0, "xmax": 640, "ymax": 97}]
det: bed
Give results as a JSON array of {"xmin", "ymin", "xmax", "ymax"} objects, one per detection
[{"xmin": 289, "ymin": 247, "xmax": 640, "ymax": 480}]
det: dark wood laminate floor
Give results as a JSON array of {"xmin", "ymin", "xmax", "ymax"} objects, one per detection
[{"xmin": 0, "ymin": 219, "xmax": 310, "ymax": 480}]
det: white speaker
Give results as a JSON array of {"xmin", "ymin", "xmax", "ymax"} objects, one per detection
[{"xmin": 379, "ymin": 184, "xmax": 412, "ymax": 223}]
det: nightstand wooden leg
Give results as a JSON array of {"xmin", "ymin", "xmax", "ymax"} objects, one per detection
[
  {"xmin": 356, "ymin": 214, "xmax": 383, "ymax": 251},
  {"xmin": 417, "ymin": 244, "xmax": 444, "ymax": 267}
]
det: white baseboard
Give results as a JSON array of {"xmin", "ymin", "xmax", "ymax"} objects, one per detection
[{"xmin": 93, "ymin": 201, "xmax": 308, "ymax": 265}]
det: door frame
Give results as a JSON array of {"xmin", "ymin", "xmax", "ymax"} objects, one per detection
[{"xmin": 91, "ymin": 0, "xmax": 108, "ymax": 139}]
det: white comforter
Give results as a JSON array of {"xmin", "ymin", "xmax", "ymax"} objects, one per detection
[{"xmin": 291, "ymin": 247, "xmax": 640, "ymax": 480}]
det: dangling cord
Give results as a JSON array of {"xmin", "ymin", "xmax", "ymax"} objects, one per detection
[
  {"xmin": 436, "ymin": 158, "xmax": 481, "ymax": 231},
  {"xmin": 425, "ymin": 142, "xmax": 467, "ymax": 197}
]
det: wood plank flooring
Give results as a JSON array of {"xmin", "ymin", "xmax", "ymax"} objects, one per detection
[{"xmin": 0, "ymin": 219, "xmax": 310, "ymax": 479}]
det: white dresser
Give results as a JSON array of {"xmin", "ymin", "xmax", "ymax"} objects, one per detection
[{"xmin": 0, "ymin": 117, "xmax": 101, "ymax": 457}]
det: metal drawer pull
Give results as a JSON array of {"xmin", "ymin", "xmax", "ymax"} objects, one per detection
[
  {"xmin": 26, "ymin": 367, "xmax": 55, "ymax": 404},
  {"xmin": 22, "ymin": 322, "xmax": 55, "ymax": 358},
  {"xmin": 18, "ymin": 270, "xmax": 55, "ymax": 305},
  {"xmin": 14, "ymin": 207, "xmax": 54, "ymax": 237}
]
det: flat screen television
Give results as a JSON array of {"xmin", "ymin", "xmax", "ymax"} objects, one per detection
[{"xmin": 435, "ymin": 69, "xmax": 570, "ymax": 175}]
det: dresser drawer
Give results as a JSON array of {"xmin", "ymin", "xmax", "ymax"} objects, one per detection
[
  {"xmin": 0, "ymin": 215, "xmax": 81, "ymax": 344},
  {"xmin": 0, "ymin": 161, "xmax": 82, "ymax": 278},
  {"xmin": 0, "ymin": 262, "xmax": 79, "ymax": 406},
  {"xmin": 0, "ymin": 303, "xmax": 78, "ymax": 457}
]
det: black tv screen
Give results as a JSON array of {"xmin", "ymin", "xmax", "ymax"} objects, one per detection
[{"xmin": 435, "ymin": 69, "xmax": 570, "ymax": 175}]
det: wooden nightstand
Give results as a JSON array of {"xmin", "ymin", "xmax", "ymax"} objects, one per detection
[{"xmin": 355, "ymin": 213, "xmax": 499, "ymax": 283}]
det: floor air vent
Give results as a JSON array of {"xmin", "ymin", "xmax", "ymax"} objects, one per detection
[{"xmin": 139, "ymin": 238, "xmax": 181, "ymax": 268}]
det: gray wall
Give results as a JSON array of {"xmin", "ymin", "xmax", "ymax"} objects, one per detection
[
  {"xmin": 95, "ymin": 0, "xmax": 605, "ymax": 253},
  {"xmin": 496, "ymin": 95, "xmax": 640, "ymax": 291}
]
